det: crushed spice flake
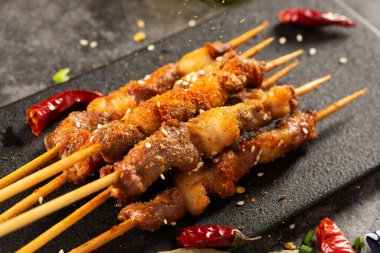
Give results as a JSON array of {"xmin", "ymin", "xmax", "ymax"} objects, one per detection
[
  {"xmin": 133, "ymin": 31, "xmax": 146, "ymax": 42},
  {"xmin": 284, "ymin": 242, "xmax": 297, "ymax": 250},
  {"xmin": 250, "ymin": 197, "xmax": 256, "ymax": 202},
  {"xmin": 236, "ymin": 186, "xmax": 246, "ymax": 194},
  {"xmin": 136, "ymin": 19, "xmax": 145, "ymax": 28}
]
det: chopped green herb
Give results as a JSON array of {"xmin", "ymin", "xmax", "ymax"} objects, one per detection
[
  {"xmin": 53, "ymin": 68, "xmax": 70, "ymax": 84},
  {"xmin": 353, "ymin": 237, "xmax": 365, "ymax": 252},
  {"xmin": 299, "ymin": 244, "xmax": 313, "ymax": 253},
  {"xmin": 2, "ymin": 156, "xmax": 9, "ymax": 160},
  {"xmin": 302, "ymin": 229, "xmax": 315, "ymax": 245}
]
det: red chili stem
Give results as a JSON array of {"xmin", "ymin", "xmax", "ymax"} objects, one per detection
[
  {"xmin": 26, "ymin": 89, "xmax": 102, "ymax": 136},
  {"xmin": 279, "ymin": 8, "xmax": 355, "ymax": 28}
]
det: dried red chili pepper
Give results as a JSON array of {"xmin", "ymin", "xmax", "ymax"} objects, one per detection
[
  {"xmin": 279, "ymin": 8, "xmax": 355, "ymax": 28},
  {"xmin": 26, "ymin": 89, "xmax": 102, "ymax": 136},
  {"xmin": 316, "ymin": 218, "xmax": 355, "ymax": 253},
  {"xmin": 177, "ymin": 224, "xmax": 261, "ymax": 249}
]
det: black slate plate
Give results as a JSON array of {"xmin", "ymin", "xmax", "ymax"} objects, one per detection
[{"xmin": 1, "ymin": 0, "xmax": 380, "ymax": 252}]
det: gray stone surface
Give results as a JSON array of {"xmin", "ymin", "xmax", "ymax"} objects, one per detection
[{"xmin": 0, "ymin": 0, "xmax": 379, "ymax": 252}]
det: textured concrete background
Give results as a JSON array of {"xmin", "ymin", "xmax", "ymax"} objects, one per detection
[{"xmin": 0, "ymin": 0, "xmax": 379, "ymax": 252}]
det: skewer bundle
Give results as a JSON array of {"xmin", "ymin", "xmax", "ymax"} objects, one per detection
[{"xmin": 0, "ymin": 20, "xmax": 367, "ymax": 253}]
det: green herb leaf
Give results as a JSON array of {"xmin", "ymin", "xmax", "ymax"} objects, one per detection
[
  {"xmin": 299, "ymin": 244, "xmax": 313, "ymax": 253},
  {"xmin": 2, "ymin": 156, "xmax": 9, "ymax": 160},
  {"xmin": 53, "ymin": 68, "xmax": 70, "ymax": 84},
  {"xmin": 353, "ymin": 237, "xmax": 365, "ymax": 252}
]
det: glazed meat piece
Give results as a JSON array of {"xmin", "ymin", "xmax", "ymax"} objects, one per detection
[{"xmin": 118, "ymin": 111, "xmax": 318, "ymax": 230}]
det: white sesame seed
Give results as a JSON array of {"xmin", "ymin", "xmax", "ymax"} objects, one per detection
[
  {"xmin": 89, "ymin": 41, "xmax": 98, "ymax": 48},
  {"xmin": 79, "ymin": 39, "xmax": 89, "ymax": 46},
  {"xmin": 296, "ymin": 34, "xmax": 303, "ymax": 42},
  {"xmin": 191, "ymin": 75, "xmax": 198, "ymax": 83},
  {"xmin": 147, "ymin": 44, "xmax": 155, "ymax": 51},
  {"xmin": 160, "ymin": 173, "xmax": 165, "ymax": 180},
  {"xmin": 263, "ymin": 113, "xmax": 268, "ymax": 120},
  {"xmin": 126, "ymin": 108, "xmax": 131, "ymax": 114},
  {"xmin": 257, "ymin": 172, "xmax": 264, "ymax": 177},
  {"xmin": 277, "ymin": 139, "xmax": 284, "ymax": 147},
  {"xmin": 289, "ymin": 224, "xmax": 296, "ymax": 229},
  {"xmin": 236, "ymin": 201, "xmax": 245, "ymax": 206},
  {"xmin": 39, "ymin": 196, "xmax": 43, "ymax": 204},
  {"xmin": 339, "ymin": 57, "xmax": 348, "ymax": 64},
  {"xmin": 251, "ymin": 146, "xmax": 256, "ymax": 153},
  {"xmin": 171, "ymin": 222, "xmax": 177, "ymax": 226},
  {"xmin": 145, "ymin": 142, "xmax": 152, "ymax": 148},
  {"xmin": 279, "ymin": 37, "xmax": 287, "ymax": 45},
  {"xmin": 188, "ymin": 20, "xmax": 197, "ymax": 27},
  {"xmin": 303, "ymin": 128, "xmax": 309, "ymax": 134},
  {"xmin": 59, "ymin": 250, "xmax": 64, "ymax": 253},
  {"xmin": 138, "ymin": 80, "xmax": 145, "ymax": 85},
  {"xmin": 136, "ymin": 20, "xmax": 145, "ymax": 28},
  {"xmin": 199, "ymin": 109, "xmax": 205, "ymax": 114},
  {"xmin": 240, "ymin": 18, "xmax": 246, "ymax": 23},
  {"xmin": 144, "ymin": 74, "xmax": 151, "ymax": 80},
  {"xmin": 163, "ymin": 219, "xmax": 168, "ymax": 224},
  {"xmin": 211, "ymin": 151, "xmax": 217, "ymax": 156},
  {"xmin": 216, "ymin": 56, "xmax": 223, "ymax": 61},
  {"xmin": 156, "ymin": 102, "xmax": 161, "ymax": 108},
  {"xmin": 196, "ymin": 161, "xmax": 204, "ymax": 170},
  {"xmin": 309, "ymin": 48, "xmax": 317, "ymax": 56},
  {"xmin": 75, "ymin": 121, "xmax": 81, "ymax": 128},
  {"xmin": 199, "ymin": 70, "xmax": 206, "ymax": 75},
  {"xmin": 183, "ymin": 81, "xmax": 189, "ymax": 86},
  {"xmin": 161, "ymin": 128, "xmax": 168, "ymax": 136},
  {"xmin": 97, "ymin": 124, "xmax": 102, "ymax": 129}
]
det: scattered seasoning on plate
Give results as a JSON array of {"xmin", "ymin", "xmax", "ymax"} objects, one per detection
[
  {"xmin": 279, "ymin": 37, "xmax": 287, "ymax": 45},
  {"xmin": 309, "ymin": 48, "xmax": 317, "ymax": 56},
  {"xmin": 339, "ymin": 57, "xmax": 348, "ymax": 64},
  {"xmin": 236, "ymin": 201, "xmax": 245, "ymax": 206},
  {"xmin": 257, "ymin": 172, "xmax": 264, "ymax": 177},
  {"xmin": 79, "ymin": 39, "xmax": 89, "ymax": 46},
  {"xmin": 296, "ymin": 34, "xmax": 303, "ymax": 42},
  {"xmin": 89, "ymin": 41, "xmax": 98, "ymax": 48},
  {"xmin": 58, "ymin": 249, "xmax": 64, "ymax": 253},
  {"xmin": 133, "ymin": 31, "xmax": 146, "ymax": 42},
  {"xmin": 284, "ymin": 242, "xmax": 297, "ymax": 250},
  {"xmin": 147, "ymin": 44, "xmax": 155, "ymax": 51},
  {"xmin": 188, "ymin": 20, "xmax": 197, "ymax": 27},
  {"xmin": 289, "ymin": 224, "xmax": 296, "ymax": 230},
  {"xmin": 53, "ymin": 68, "xmax": 70, "ymax": 84},
  {"xmin": 236, "ymin": 186, "xmax": 245, "ymax": 194},
  {"xmin": 240, "ymin": 18, "xmax": 246, "ymax": 23},
  {"xmin": 136, "ymin": 19, "xmax": 145, "ymax": 28},
  {"xmin": 250, "ymin": 197, "xmax": 256, "ymax": 202}
]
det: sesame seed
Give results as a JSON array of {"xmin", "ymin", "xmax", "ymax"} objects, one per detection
[
  {"xmin": 161, "ymin": 128, "xmax": 168, "ymax": 136},
  {"xmin": 59, "ymin": 250, "xmax": 64, "ymax": 253},
  {"xmin": 79, "ymin": 39, "xmax": 89, "ymax": 46},
  {"xmin": 296, "ymin": 34, "xmax": 303, "ymax": 42},
  {"xmin": 160, "ymin": 173, "xmax": 165, "ymax": 180},
  {"xmin": 277, "ymin": 139, "xmax": 284, "ymax": 147},
  {"xmin": 263, "ymin": 113, "xmax": 268, "ymax": 120},
  {"xmin": 147, "ymin": 44, "xmax": 155, "ymax": 51},
  {"xmin": 213, "ymin": 158, "xmax": 219, "ymax": 163},
  {"xmin": 144, "ymin": 75, "xmax": 151, "ymax": 80},
  {"xmin": 133, "ymin": 31, "xmax": 146, "ymax": 42},
  {"xmin": 75, "ymin": 121, "xmax": 81, "ymax": 128},
  {"xmin": 196, "ymin": 161, "xmax": 204, "ymax": 170},
  {"xmin": 289, "ymin": 224, "xmax": 296, "ymax": 229},
  {"xmin": 199, "ymin": 109, "xmax": 205, "ymax": 114},
  {"xmin": 236, "ymin": 186, "xmax": 245, "ymax": 194},
  {"xmin": 199, "ymin": 70, "xmax": 206, "ymax": 75},
  {"xmin": 163, "ymin": 219, "xmax": 168, "ymax": 224},
  {"xmin": 183, "ymin": 81, "xmax": 189, "ymax": 86},
  {"xmin": 191, "ymin": 75, "xmax": 198, "ymax": 83},
  {"xmin": 138, "ymin": 80, "xmax": 145, "ymax": 85},
  {"xmin": 211, "ymin": 151, "xmax": 217, "ymax": 156},
  {"xmin": 156, "ymin": 102, "xmax": 161, "ymax": 108},
  {"xmin": 240, "ymin": 18, "xmax": 246, "ymax": 23},
  {"xmin": 145, "ymin": 142, "xmax": 152, "ymax": 148},
  {"xmin": 303, "ymin": 128, "xmax": 309, "ymax": 134},
  {"xmin": 97, "ymin": 124, "xmax": 102, "ymax": 129},
  {"xmin": 126, "ymin": 108, "xmax": 131, "ymax": 114},
  {"xmin": 339, "ymin": 57, "xmax": 348, "ymax": 64},
  {"xmin": 309, "ymin": 48, "xmax": 317, "ymax": 56},
  {"xmin": 257, "ymin": 172, "xmax": 264, "ymax": 177},
  {"xmin": 236, "ymin": 201, "xmax": 245, "ymax": 206},
  {"xmin": 188, "ymin": 20, "xmax": 197, "ymax": 27},
  {"xmin": 279, "ymin": 37, "xmax": 287, "ymax": 45},
  {"xmin": 39, "ymin": 196, "xmax": 43, "ymax": 204},
  {"xmin": 251, "ymin": 146, "xmax": 256, "ymax": 153},
  {"xmin": 136, "ymin": 20, "xmax": 145, "ymax": 28},
  {"xmin": 171, "ymin": 222, "xmax": 177, "ymax": 226},
  {"xmin": 216, "ymin": 56, "xmax": 223, "ymax": 61},
  {"xmin": 89, "ymin": 41, "xmax": 98, "ymax": 48}
]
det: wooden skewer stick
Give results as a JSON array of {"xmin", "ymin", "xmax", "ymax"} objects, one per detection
[
  {"xmin": 295, "ymin": 75, "xmax": 332, "ymax": 96},
  {"xmin": 11, "ymin": 77, "xmax": 329, "ymax": 250},
  {"xmin": 67, "ymin": 89, "xmax": 367, "ymax": 253},
  {"xmin": 0, "ymin": 146, "xmax": 60, "ymax": 190},
  {"xmin": 0, "ymin": 40, "xmax": 277, "ymax": 222},
  {"xmin": 262, "ymin": 60, "xmax": 299, "ymax": 89},
  {"xmin": 0, "ymin": 50, "xmax": 301, "ymax": 205},
  {"xmin": 16, "ymin": 188, "xmax": 112, "ymax": 253},
  {"xmin": 228, "ymin": 21, "xmax": 269, "ymax": 48},
  {"xmin": 317, "ymin": 88, "xmax": 368, "ymax": 121},
  {"xmin": 0, "ymin": 23, "xmax": 269, "ymax": 192},
  {"xmin": 0, "ymin": 144, "xmax": 102, "ymax": 203},
  {"xmin": 240, "ymin": 36, "xmax": 274, "ymax": 58}
]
